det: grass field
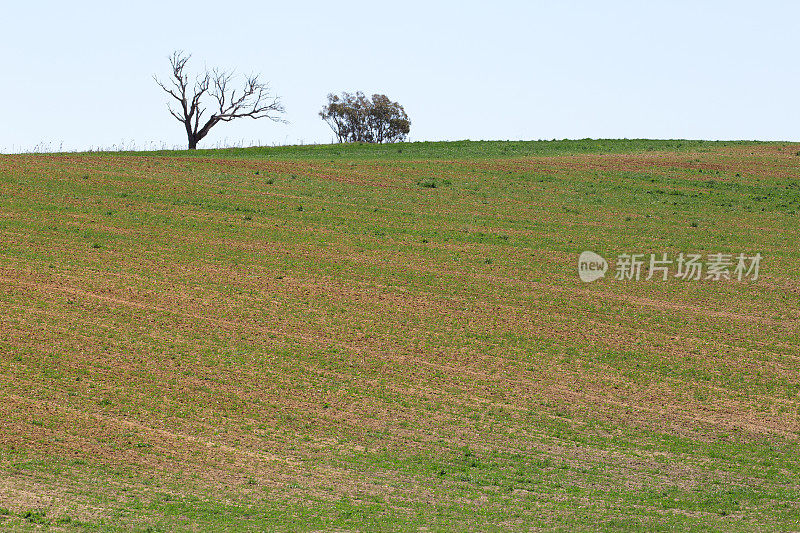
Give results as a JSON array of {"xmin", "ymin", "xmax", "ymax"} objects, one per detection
[{"xmin": 0, "ymin": 139, "xmax": 798, "ymax": 531}]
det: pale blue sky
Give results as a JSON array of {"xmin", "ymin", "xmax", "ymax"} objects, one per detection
[{"xmin": 2, "ymin": 1, "xmax": 798, "ymax": 152}]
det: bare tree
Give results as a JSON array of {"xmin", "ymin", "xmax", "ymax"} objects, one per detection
[{"xmin": 154, "ymin": 51, "xmax": 285, "ymax": 149}]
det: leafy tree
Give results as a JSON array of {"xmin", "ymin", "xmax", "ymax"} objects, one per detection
[
  {"xmin": 155, "ymin": 51, "xmax": 285, "ymax": 150},
  {"xmin": 320, "ymin": 92, "xmax": 410, "ymax": 143},
  {"xmin": 319, "ymin": 94, "xmax": 349, "ymax": 143}
]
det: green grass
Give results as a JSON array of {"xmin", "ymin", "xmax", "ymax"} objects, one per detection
[
  {"xmin": 0, "ymin": 139, "xmax": 798, "ymax": 531},
  {"xmin": 89, "ymin": 138, "xmax": 771, "ymax": 160}
]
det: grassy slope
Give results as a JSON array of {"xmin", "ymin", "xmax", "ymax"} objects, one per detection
[
  {"xmin": 0, "ymin": 140, "xmax": 798, "ymax": 531},
  {"xmin": 104, "ymin": 138, "xmax": 766, "ymax": 160}
]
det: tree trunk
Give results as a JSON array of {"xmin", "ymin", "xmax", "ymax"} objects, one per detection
[{"xmin": 188, "ymin": 137, "xmax": 197, "ymax": 150}]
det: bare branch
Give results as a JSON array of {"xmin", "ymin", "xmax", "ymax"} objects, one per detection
[
  {"xmin": 153, "ymin": 76, "xmax": 183, "ymax": 102},
  {"xmin": 167, "ymin": 105, "xmax": 184, "ymax": 123}
]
